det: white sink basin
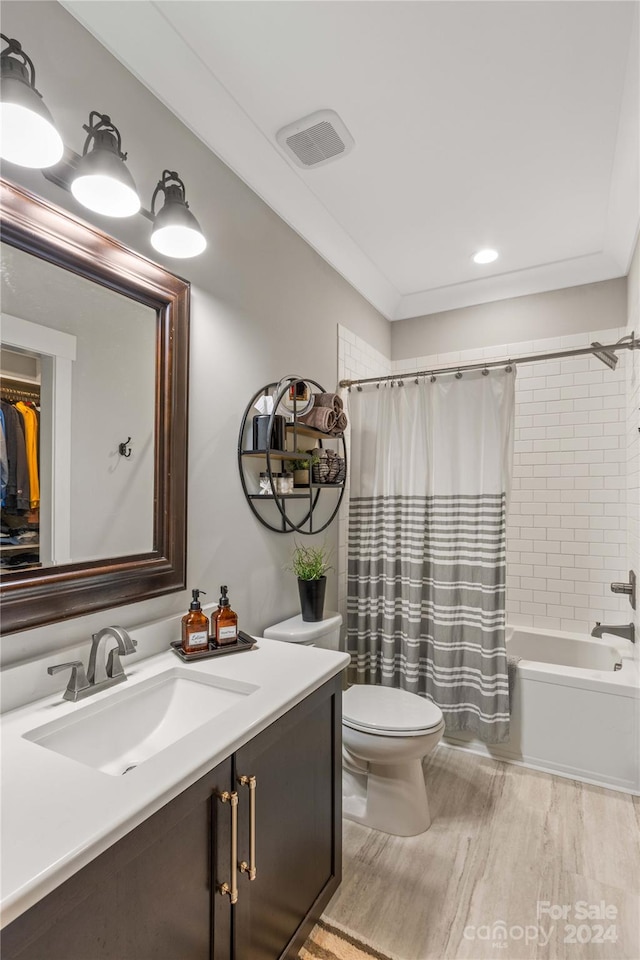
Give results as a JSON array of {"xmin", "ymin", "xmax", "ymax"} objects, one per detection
[{"xmin": 24, "ymin": 667, "xmax": 259, "ymax": 776}]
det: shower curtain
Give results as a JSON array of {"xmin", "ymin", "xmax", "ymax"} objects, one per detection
[{"xmin": 346, "ymin": 369, "xmax": 516, "ymax": 743}]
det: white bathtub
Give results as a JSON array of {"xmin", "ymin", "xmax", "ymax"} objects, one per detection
[{"xmin": 446, "ymin": 625, "xmax": 640, "ymax": 794}]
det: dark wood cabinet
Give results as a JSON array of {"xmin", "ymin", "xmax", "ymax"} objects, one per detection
[
  {"xmin": 229, "ymin": 679, "xmax": 340, "ymax": 960},
  {"xmin": 2, "ymin": 676, "xmax": 342, "ymax": 960}
]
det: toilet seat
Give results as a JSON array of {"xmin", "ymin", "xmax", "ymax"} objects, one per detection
[{"xmin": 343, "ymin": 685, "xmax": 443, "ymax": 737}]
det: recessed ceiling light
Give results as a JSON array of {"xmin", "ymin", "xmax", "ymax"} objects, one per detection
[{"xmin": 472, "ymin": 248, "xmax": 499, "ymax": 265}]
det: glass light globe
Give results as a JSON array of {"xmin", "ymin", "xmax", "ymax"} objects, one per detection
[
  {"xmin": 151, "ymin": 223, "xmax": 207, "ymax": 258},
  {"xmin": 71, "ymin": 173, "xmax": 141, "ymax": 218},
  {"xmin": 0, "ymin": 98, "xmax": 63, "ymax": 168}
]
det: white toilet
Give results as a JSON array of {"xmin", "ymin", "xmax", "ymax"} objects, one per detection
[{"xmin": 263, "ymin": 612, "xmax": 444, "ymax": 836}]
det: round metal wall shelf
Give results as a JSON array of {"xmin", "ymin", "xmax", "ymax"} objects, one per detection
[{"xmin": 238, "ymin": 376, "xmax": 347, "ymax": 534}]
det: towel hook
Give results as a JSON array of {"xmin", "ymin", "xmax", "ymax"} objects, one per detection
[{"xmin": 118, "ymin": 437, "xmax": 132, "ymax": 458}]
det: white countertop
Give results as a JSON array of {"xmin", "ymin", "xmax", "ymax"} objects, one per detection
[{"xmin": 0, "ymin": 637, "xmax": 349, "ymax": 927}]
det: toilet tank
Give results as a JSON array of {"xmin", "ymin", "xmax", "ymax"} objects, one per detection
[{"xmin": 263, "ymin": 612, "xmax": 342, "ymax": 649}]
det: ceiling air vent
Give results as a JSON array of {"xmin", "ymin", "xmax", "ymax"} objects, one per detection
[{"xmin": 276, "ymin": 110, "xmax": 354, "ymax": 169}]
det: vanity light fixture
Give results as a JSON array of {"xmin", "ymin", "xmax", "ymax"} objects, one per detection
[
  {"xmin": 150, "ymin": 170, "xmax": 207, "ymax": 259},
  {"xmin": 70, "ymin": 111, "xmax": 141, "ymax": 218},
  {"xmin": 1, "ymin": 35, "xmax": 206, "ymax": 255},
  {"xmin": 0, "ymin": 34, "xmax": 64, "ymax": 168},
  {"xmin": 472, "ymin": 248, "xmax": 499, "ymax": 265}
]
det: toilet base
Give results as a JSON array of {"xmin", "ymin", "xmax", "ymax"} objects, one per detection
[{"xmin": 343, "ymin": 753, "xmax": 433, "ymax": 836}]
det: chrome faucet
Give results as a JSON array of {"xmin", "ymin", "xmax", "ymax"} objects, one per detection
[
  {"xmin": 87, "ymin": 626, "xmax": 137, "ymax": 684},
  {"xmin": 48, "ymin": 626, "xmax": 137, "ymax": 702},
  {"xmin": 591, "ymin": 622, "xmax": 635, "ymax": 644}
]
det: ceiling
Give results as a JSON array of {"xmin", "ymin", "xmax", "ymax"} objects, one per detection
[{"xmin": 64, "ymin": 1, "xmax": 639, "ymax": 321}]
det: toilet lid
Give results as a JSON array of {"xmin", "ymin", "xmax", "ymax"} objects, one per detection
[{"xmin": 342, "ymin": 685, "xmax": 443, "ymax": 735}]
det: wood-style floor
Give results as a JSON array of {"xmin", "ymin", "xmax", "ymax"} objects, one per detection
[{"xmin": 324, "ymin": 745, "xmax": 640, "ymax": 960}]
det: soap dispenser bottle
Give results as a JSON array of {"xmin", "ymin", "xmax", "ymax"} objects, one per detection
[
  {"xmin": 182, "ymin": 588, "xmax": 209, "ymax": 654},
  {"xmin": 215, "ymin": 585, "xmax": 238, "ymax": 646}
]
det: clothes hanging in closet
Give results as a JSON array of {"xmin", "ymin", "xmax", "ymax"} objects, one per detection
[
  {"xmin": 0, "ymin": 406, "xmax": 8, "ymax": 508},
  {"xmin": 15, "ymin": 401, "xmax": 39, "ymax": 508},
  {"xmin": 0, "ymin": 399, "xmax": 30, "ymax": 512}
]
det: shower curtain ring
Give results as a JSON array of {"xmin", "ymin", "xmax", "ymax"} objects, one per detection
[
  {"xmin": 482, "ymin": 367, "xmax": 490, "ymax": 376},
  {"xmin": 455, "ymin": 370, "xmax": 463, "ymax": 379},
  {"xmin": 430, "ymin": 374, "xmax": 436, "ymax": 383},
  {"xmin": 505, "ymin": 364, "xmax": 513, "ymax": 372},
  {"xmin": 356, "ymin": 384, "xmax": 363, "ymax": 392}
]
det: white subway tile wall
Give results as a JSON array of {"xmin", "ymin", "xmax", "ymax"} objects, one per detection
[{"xmin": 339, "ymin": 324, "xmax": 636, "ymax": 638}]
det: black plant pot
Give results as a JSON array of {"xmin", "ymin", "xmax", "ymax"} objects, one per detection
[{"xmin": 298, "ymin": 576, "xmax": 327, "ymax": 622}]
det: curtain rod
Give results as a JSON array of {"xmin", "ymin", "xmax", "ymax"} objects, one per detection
[{"xmin": 339, "ymin": 333, "xmax": 639, "ymax": 388}]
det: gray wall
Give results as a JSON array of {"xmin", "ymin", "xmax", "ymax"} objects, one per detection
[
  {"xmin": 0, "ymin": 1, "xmax": 389, "ymax": 666},
  {"xmin": 392, "ymin": 278, "xmax": 627, "ymax": 360}
]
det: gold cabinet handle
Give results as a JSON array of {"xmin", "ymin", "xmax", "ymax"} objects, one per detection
[
  {"xmin": 217, "ymin": 790, "xmax": 239, "ymax": 903},
  {"xmin": 238, "ymin": 774, "xmax": 257, "ymax": 881}
]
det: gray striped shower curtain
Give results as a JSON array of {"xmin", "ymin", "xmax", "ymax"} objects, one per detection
[{"xmin": 345, "ymin": 370, "xmax": 515, "ymax": 743}]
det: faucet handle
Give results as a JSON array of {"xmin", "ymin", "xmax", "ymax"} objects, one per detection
[
  {"xmin": 48, "ymin": 661, "xmax": 91, "ymax": 702},
  {"xmin": 106, "ymin": 648, "xmax": 125, "ymax": 679}
]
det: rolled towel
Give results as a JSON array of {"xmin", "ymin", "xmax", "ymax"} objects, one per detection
[
  {"xmin": 313, "ymin": 392, "xmax": 343, "ymax": 414},
  {"xmin": 331, "ymin": 411, "xmax": 348, "ymax": 435},
  {"xmin": 299, "ymin": 406, "xmax": 336, "ymax": 433}
]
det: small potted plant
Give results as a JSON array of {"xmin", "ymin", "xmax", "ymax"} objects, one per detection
[
  {"xmin": 286, "ymin": 450, "xmax": 319, "ymax": 488},
  {"xmin": 289, "ymin": 542, "xmax": 332, "ymax": 622}
]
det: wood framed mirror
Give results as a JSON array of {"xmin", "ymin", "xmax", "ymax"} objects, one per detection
[{"xmin": 0, "ymin": 178, "xmax": 188, "ymax": 634}]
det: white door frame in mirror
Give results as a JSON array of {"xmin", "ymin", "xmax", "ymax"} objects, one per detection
[{"xmin": 1, "ymin": 313, "xmax": 76, "ymax": 565}]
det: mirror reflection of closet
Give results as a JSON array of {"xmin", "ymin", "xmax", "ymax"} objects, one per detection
[
  {"xmin": 0, "ymin": 241, "xmax": 156, "ymax": 571},
  {"xmin": 0, "ymin": 347, "xmax": 42, "ymax": 571}
]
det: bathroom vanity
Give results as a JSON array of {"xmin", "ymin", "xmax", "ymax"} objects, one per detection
[{"xmin": 1, "ymin": 637, "xmax": 349, "ymax": 959}]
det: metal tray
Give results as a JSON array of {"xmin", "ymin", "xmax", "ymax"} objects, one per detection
[{"xmin": 170, "ymin": 630, "xmax": 257, "ymax": 662}]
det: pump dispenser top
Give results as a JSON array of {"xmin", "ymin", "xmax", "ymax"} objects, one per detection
[
  {"xmin": 190, "ymin": 588, "xmax": 205, "ymax": 610},
  {"xmin": 219, "ymin": 585, "xmax": 230, "ymax": 607}
]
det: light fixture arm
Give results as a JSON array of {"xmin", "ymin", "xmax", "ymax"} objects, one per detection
[
  {"xmin": 80, "ymin": 111, "xmax": 127, "ymax": 160},
  {"xmin": 151, "ymin": 169, "xmax": 189, "ymax": 217},
  {"xmin": 1, "ymin": 34, "xmax": 42, "ymax": 97}
]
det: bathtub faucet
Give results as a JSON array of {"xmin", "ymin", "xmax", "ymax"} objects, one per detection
[{"xmin": 591, "ymin": 622, "xmax": 635, "ymax": 644}]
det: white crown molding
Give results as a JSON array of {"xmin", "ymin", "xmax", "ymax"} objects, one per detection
[
  {"xmin": 395, "ymin": 251, "xmax": 626, "ymax": 320},
  {"xmin": 62, "ymin": 0, "xmax": 638, "ymax": 324}
]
